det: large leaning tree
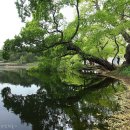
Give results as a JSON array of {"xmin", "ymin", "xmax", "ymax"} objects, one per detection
[{"xmin": 3, "ymin": 0, "xmax": 130, "ymax": 70}]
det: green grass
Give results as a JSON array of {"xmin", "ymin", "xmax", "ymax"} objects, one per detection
[{"xmin": 114, "ymin": 66, "xmax": 130, "ymax": 76}]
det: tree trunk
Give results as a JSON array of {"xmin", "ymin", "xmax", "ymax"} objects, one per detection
[
  {"xmin": 67, "ymin": 43, "xmax": 116, "ymax": 71},
  {"xmin": 122, "ymin": 31, "xmax": 130, "ymax": 65},
  {"xmin": 123, "ymin": 44, "xmax": 130, "ymax": 65},
  {"xmin": 83, "ymin": 54, "xmax": 116, "ymax": 71}
]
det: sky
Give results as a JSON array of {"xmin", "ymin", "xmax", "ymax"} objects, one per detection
[
  {"xmin": 0, "ymin": 0, "xmax": 24, "ymax": 49},
  {"xmin": 0, "ymin": 0, "xmax": 74, "ymax": 50}
]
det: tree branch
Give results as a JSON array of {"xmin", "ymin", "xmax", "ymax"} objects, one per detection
[
  {"xmin": 69, "ymin": 0, "xmax": 80, "ymax": 41},
  {"xmin": 58, "ymin": 51, "xmax": 77, "ymax": 58},
  {"xmin": 112, "ymin": 37, "xmax": 119, "ymax": 66},
  {"xmin": 92, "ymin": 0, "xmax": 100, "ymax": 11},
  {"xmin": 52, "ymin": 5, "xmax": 64, "ymax": 42},
  {"xmin": 121, "ymin": 31, "xmax": 130, "ymax": 43}
]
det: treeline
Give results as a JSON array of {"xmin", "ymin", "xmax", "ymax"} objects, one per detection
[{"xmin": 1, "ymin": 49, "xmax": 38, "ymax": 64}]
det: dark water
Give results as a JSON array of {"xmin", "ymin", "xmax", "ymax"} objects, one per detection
[{"xmin": 0, "ymin": 69, "xmax": 126, "ymax": 130}]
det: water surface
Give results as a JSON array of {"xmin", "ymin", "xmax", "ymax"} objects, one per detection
[{"xmin": 0, "ymin": 69, "xmax": 127, "ymax": 130}]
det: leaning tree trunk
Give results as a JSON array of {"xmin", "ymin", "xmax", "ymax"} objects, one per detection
[
  {"xmin": 67, "ymin": 43, "xmax": 116, "ymax": 71},
  {"xmin": 82, "ymin": 54, "xmax": 116, "ymax": 71}
]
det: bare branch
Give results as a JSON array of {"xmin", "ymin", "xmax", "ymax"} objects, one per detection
[
  {"xmin": 69, "ymin": 0, "xmax": 80, "ymax": 41},
  {"xmin": 122, "ymin": 14, "xmax": 130, "ymax": 18},
  {"xmin": 100, "ymin": 40, "xmax": 109, "ymax": 50},
  {"xmin": 52, "ymin": 5, "xmax": 64, "ymax": 42}
]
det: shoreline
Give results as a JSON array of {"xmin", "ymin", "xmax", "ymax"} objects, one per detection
[
  {"xmin": 101, "ymin": 71, "xmax": 130, "ymax": 87},
  {"xmin": 1, "ymin": 62, "xmax": 130, "ymax": 87},
  {"xmin": 0, "ymin": 62, "xmax": 38, "ymax": 70}
]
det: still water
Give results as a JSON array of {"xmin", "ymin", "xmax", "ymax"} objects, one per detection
[{"xmin": 0, "ymin": 69, "xmax": 127, "ymax": 130}]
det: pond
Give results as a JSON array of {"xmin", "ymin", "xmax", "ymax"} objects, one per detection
[{"xmin": 0, "ymin": 69, "xmax": 128, "ymax": 130}]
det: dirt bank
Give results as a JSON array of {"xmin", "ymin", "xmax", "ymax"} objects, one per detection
[{"xmin": 0, "ymin": 62, "xmax": 38, "ymax": 70}]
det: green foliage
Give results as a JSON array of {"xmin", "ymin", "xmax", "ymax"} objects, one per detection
[
  {"xmin": 2, "ymin": 51, "xmax": 10, "ymax": 60},
  {"xmin": 58, "ymin": 54, "xmax": 82, "ymax": 71},
  {"xmin": 3, "ymin": 0, "xmax": 130, "ymax": 70},
  {"xmin": 78, "ymin": 0, "xmax": 130, "ymax": 59},
  {"xmin": 19, "ymin": 55, "xmax": 26, "ymax": 64},
  {"xmin": 15, "ymin": 0, "xmax": 53, "ymax": 21},
  {"xmin": 63, "ymin": 20, "xmax": 78, "ymax": 41},
  {"xmin": 37, "ymin": 57, "xmax": 60, "ymax": 72},
  {"xmin": 2, "ymin": 39, "xmax": 12, "ymax": 60},
  {"xmin": 0, "ymin": 50, "xmax": 3, "ymax": 61},
  {"xmin": 117, "ymin": 66, "xmax": 130, "ymax": 76},
  {"xmin": 20, "ymin": 20, "xmax": 45, "ymax": 42}
]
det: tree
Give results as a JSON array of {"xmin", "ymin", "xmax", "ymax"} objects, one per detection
[
  {"xmin": 81, "ymin": 0, "xmax": 130, "ymax": 65},
  {"xmin": 3, "ymin": 0, "xmax": 130, "ymax": 70}
]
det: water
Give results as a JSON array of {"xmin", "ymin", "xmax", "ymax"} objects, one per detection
[{"xmin": 0, "ymin": 69, "xmax": 127, "ymax": 130}]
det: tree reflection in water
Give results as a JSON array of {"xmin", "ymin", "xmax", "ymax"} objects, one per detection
[{"xmin": 0, "ymin": 70, "xmax": 126, "ymax": 130}]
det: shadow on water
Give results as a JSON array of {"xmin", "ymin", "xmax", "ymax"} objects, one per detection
[{"xmin": 0, "ymin": 69, "xmax": 126, "ymax": 130}]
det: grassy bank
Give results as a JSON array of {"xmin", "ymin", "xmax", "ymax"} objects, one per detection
[{"xmin": 103, "ymin": 66, "xmax": 130, "ymax": 87}]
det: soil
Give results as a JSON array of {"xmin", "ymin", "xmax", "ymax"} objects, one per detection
[{"xmin": 102, "ymin": 71, "xmax": 130, "ymax": 130}]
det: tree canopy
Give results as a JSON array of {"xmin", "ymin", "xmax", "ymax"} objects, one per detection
[{"xmin": 2, "ymin": 0, "xmax": 130, "ymax": 70}]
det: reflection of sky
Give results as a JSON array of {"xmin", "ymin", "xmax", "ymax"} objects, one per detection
[
  {"xmin": 0, "ymin": 83, "xmax": 40, "ymax": 96},
  {"xmin": 0, "ymin": 94, "xmax": 31, "ymax": 130},
  {"xmin": 0, "ymin": 83, "xmax": 40, "ymax": 130}
]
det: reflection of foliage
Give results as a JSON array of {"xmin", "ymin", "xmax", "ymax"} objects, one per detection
[
  {"xmin": 1, "ymin": 70, "xmax": 126, "ymax": 130},
  {"xmin": 0, "ymin": 70, "xmax": 39, "ymax": 87}
]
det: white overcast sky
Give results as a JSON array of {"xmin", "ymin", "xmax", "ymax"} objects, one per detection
[
  {"xmin": 0, "ymin": 0, "xmax": 74, "ymax": 49},
  {"xmin": 0, "ymin": 0, "xmax": 24, "ymax": 49}
]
